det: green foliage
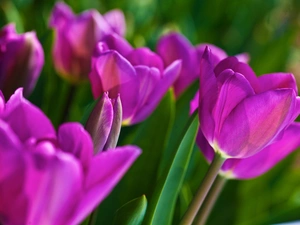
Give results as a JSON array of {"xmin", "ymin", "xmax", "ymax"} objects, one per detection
[{"xmin": 113, "ymin": 195, "xmax": 147, "ymax": 225}]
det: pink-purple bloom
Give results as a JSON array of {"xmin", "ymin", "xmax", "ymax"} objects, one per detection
[
  {"xmin": 196, "ymin": 47, "xmax": 300, "ymax": 159},
  {"xmin": 0, "ymin": 89, "xmax": 141, "ymax": 224},
  {"xmin": 0, "ymin": 24, "xmax": 44, "ymax": 99},
  {"xmin": 89, "ymin": 34, "xmax": 182, "ymax": 125},
  {"xmin": 49, "ymin": 2, "xmax": 126, "ymax": 83},
  {"xmin": 156, "ymin": 32, "xmax": 249, "ymax": 97},
  {"xmin": 196, "ymin": 123, "xmax": 300, "ymax": 179}
]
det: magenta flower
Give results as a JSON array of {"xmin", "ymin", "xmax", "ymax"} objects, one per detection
[
  {"xmin": 89, "ymin": 35, "xmax": 182, "ymax": 125},
  {"xmin": 156, "ymin": 32, "xmax": 249, "ymax": 97},
  {"xmin": 197, "ymin": 47, "xmax": 300, "ymax": 159},
  {"xmin": 0, "ymin": 23, "xmax": 44, "ymax": 99},
  {"xmin": 196, "ymin": 122, "xmax": 300, "ymax": 179},
  {"xmin": 0, "ymin": 89, "xmax": 141, "ymax": 225},
  {"xmin": 49, "ymin": 2, "xmax": 126, "ymax": 83}
]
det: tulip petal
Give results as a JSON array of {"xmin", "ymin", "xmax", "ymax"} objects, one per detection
[
  {"xmin": 196, "ymin": 44, "xmax": 227, "ymax": 65},
  {"xmin": 0, "ymin": 91, "xmax": 4, "ymax": 113},
  {"xmin": 89, "ymin": 50, "xmax": 139, "ymax": 120},
  {"xmin": 218, "ymin": 89, "xmax": 295, "ymax": 158},
  {"xmin": 69, "ymin": 146, "xmax": 141, "ymax": 225},
  {"xmin": 258, "ymin": 72, "xmax": 297, "ymax": 93},
  {"xmin": 214, "ymin": 57, "xmax": 261, "ymax": 93},
  {"xmin": 26, "ymin": 152, "xmax": 83, "ymax": 225},
  {"xmin": 130, "ymin": 60, "xmax": 181, "ymax": 124},
  {"xmin": 58, "ymin": 122, "xmax": 93, "ymax": 170},
  {"xmin": 102, "ymin": 33, "xmax": 133, "ymax": 56},
  {"xmin": 226, "ymin": 122, "xmax": 300, "ymax": 179},
  {"xmin": 85, "ymin": 93, "xmax": 114, "ymax": 153},
  {"xmin": 213, "ymin": 70, "xmax": 255, "ymax": 135},
  {"xmin": 156, "ymin": 32, "xmax": 197, "ymax": 97},
  {"xmin": 3, "ymin": 89, "xmax": 56, "ymax": 142},
  {"xmin": 49, "ymin": 2, "xmax": 75, "ymax": 28},
  {"xmin": 199, "ymin": 47, "xmax": 218, "ymax": 144},
  {"xmin": 0, "ymin": 120, "xmax": 29, "ymax": 224},
  {"xmin": 126, "ymin": 47, "xmax": 164, "ymax": 73},
  {"xmin": 190, "ymin": 91, "xmax": 199, "ymax": 115},
  {"xmin": 103, "ymin": 9, "xmax": 126, "ymax": 36}
]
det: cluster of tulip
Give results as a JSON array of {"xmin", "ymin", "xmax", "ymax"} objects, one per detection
[{"xmin": 1, "ymin": 2, "xmax": 300, "ymax": 225}]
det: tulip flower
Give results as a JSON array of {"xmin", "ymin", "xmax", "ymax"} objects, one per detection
[
  {"xmin": 196, "ymin": 47, "xmax": 300, "ymax": 159},
  {"xmin": 89, "ymin": 35, "xmax": 182, "ymax": 125},
  {"xmin": 49, "ymin": 2, "xmax": 126, "ymax": 83},
  {"xmin": 0, "ymin": 88, "xmax": 141, "ymax": 225},
  {"xmin": 0, "ymin": 23, "xmax": 44, "ymax": 99},
  {"xmin": 156, "ymin": 32, "xmax": 249, "ymax": 97}
]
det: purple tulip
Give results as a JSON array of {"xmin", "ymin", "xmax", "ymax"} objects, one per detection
[
  {"xmin": 0, "ymin": 23, "xmax": 44, "ymax": 99},
  {"xmin": 49, "ymin": 2, "xmax": 126, "ymax": 83},
  {"xmin": 196, "ymin": 47, "xmax": 300, "ymax": 159},
  {"xmin": 89, "ymin": 35, "xmax": 182, "ymax": 125},
  {"xmin": 196, "ymin": 122, "xmax": 300, "ymax": 179},
  {"xmin": 0, "ymin": 89, "xmax": 141, "ymax": 225},
  {"xmin": 156, "ymin": 32, "xmax": 249, "ymax": 97}
]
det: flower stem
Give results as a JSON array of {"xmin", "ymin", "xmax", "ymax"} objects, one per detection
[
  {"xmin": 60, "ymin": 84, "xmax": 76, "ymax": 124},
  {"xmin": 179, "ymin": 153, "xmax": 225, "ymax": 225},
  {"xmin": 194, "ymin": 176, "xmax": 227, "ymax": 225},
  {"xmin": 87, "ymin": 208, "xmax": 97, "ymax": 225}
]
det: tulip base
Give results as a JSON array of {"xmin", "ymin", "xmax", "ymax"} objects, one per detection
[{"xmin": 179, "ymin": 153, "xmax": 225, "ymax": 225}]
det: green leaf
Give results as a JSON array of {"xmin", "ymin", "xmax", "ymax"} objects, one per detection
[
  {"xmin": 144, "ymin": 111, "xmax": 199, "ymax": 225},
  {"xmin": 113, "ymin": 195, "xmax": 148, "ymax": 225}
]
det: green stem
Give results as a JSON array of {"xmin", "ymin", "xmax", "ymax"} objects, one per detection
[
  {"xmin": 87, "ymin": 208, "xmax": 97, "ymax": 225},
  {"xmin": 194, "ymin": 176, "xmax": 227, "ymax": 225},
  {"xmin": 179, "ymin": 153, "xmax": 225, "ymax": 225},
  {"xmin": 60, "ymin": 84, "xmax": 76, "ymax": 124}
]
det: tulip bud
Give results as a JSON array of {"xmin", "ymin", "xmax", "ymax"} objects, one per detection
[
  {"xmin": 85, "ymin": 92, "xmax": 123, "ymax": 153},
  {"xmin": 0, "ymin": 24, "xmax": 44, "ymax": 99},
  {"xmin": 85, "ymin": 92, "xmax": 114, "ymax": 153},
  {"xmin": 103, "ymin": 94, "xmax": 122, "ymax": 150},
  {"xmin": 49, "ymin": 2, "xmax": 126, "ymax": 83}
]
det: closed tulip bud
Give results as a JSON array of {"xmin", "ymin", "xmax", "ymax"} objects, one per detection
[
  {"xmin": 85, "ymin": 92, "xmax": 122, "ymax": 153},
  {"xmin": 0, "ymin": 24, "xmax": 44, "ymax": 99},
  {"xmin": 49, "ymin": 2, "xmax": 126, "ymax": 83}
]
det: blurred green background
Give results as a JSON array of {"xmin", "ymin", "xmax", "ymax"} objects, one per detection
[{"xmin": 1, "ymin": 0, "xmax": 300, "ymax": 224}]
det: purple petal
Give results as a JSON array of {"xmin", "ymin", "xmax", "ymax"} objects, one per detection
[
  {"xmin": 190, "ymin": 91, "xmax": 199, "ymax": 115},
  {"xmin": 102, "ymin": 33, "xmax": 133, "ymax": 56},
  {"xmin": 258, "ymin": 73, "xmax": 297, "ymax": 93},
  {"xmin": 130, "ymin": 60, "xmax": 181, "ymax": 124},
  {"xmin": 235, "ymin": 53, "xmax": 250, "ymax": 63},
  {"xmin": 103, "ymin": 9, "xmax": 126, "ymax": 36},
  {"xmin": 196, "ymin": 129, "xmax": 215, "ymax": 163},
  {"xmin": 213, "ymin": 70, "xmax": 255, "ymax": 136},
  {"xmin": 128, "ymin": 66, "xmax": 160, "ymax": 124},
  {"xmin": 226, "ymin": 122, "xmax": 300, "ymax": 179},
  {"xmin": 196, "ymin": 44, "xmax": 227, "ymax": 65},
  {"xmin": 0, "ymin": 91, "xmax": 4, "ymax": 113},
  {"xmin": 126, "ymin": 47, "xmax": 164, "ymax": 73},
  {"xmin": 199, "ymin": 47, "xmax": 218, "ymax": 144},
  {"xmin": 156, "ymin": 32, "xmax": 197, "ymax": 97},
  {"xmin": 85, "ymin": 93, "xmax": 114, "ymax": 153},
  {"xmin": 25, "ymin": 152, "xmax": 83, "ymax": 225},
  {"xmin": 89, "ymin": 50, "xmax": 139, "ymax": 120},
  {"xmin": 49, "ymin": 2, "xmax": 75, "ymax": 28},
  {"xmin": 3, "ymin": 89, "xmax": 56, "ymax": 142},
  {"xmin": 0, "ymin": 24, "xmax": 17, "ymax": 43},
  {"xmin": 68, "ymin": 146, "xmax": 141, "ymax": 225},
  {"xmin": 58, "ymin": 122, "xmax": 93, "ymax": 170},
  {"xmin": 218, "ymin": 89, "xmax": 296, "ymax": 158},
  {"xmin": 214, "ymin": 57, "xmax": 261, "ymax": 93}
]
